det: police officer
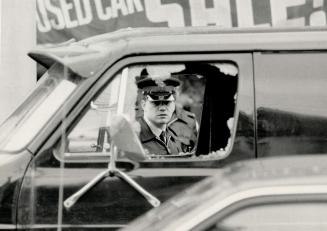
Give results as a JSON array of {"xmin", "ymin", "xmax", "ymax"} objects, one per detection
[{"xmin": 136, "ymin": 75, "xmax": 183, "ymax": 155}]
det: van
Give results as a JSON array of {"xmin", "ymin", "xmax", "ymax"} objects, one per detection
[{"xmin": 1, "ymin": 27, "xmax": 327, "ymax": 230}]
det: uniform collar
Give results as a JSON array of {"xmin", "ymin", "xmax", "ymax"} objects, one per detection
[
  {"xmin": 143, "ymin": 116, "xmax": 166, "ymax": 137},
  {"xmin": 138, "ymin": 118, "xmax": 157, "ymax": 142}
]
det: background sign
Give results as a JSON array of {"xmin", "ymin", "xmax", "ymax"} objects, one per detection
[{"xmin": 37, "ymin": 0, "xmax": 327, "ymax": 44}]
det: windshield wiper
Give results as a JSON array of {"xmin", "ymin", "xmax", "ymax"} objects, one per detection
[{"xmin": 63, "ymin": 145, "xmax": 160, "ymax": 209}]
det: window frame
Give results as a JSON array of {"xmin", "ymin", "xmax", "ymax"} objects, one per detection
[{"xmin": 52, "ymin": 53, "xmax": 253, "ymax": 165}]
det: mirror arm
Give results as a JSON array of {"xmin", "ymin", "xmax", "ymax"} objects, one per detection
[
  {"xmin": 63, "ymin": 168, "xmax": 110, "ymax": 209},
  {"xmin": 114, "ymin": 168, "xmax": 160, "ymax": 207},
  {"xmin": 64, "ymin": 143, "xmax": 160, "ymax": 210},
  {"xmin": 109, "ymin": 143, "xmax": 160, "ymax": 207},
  {"xmin": 63, "ymin": 141, "xmax": 115, "ymax": 210}
]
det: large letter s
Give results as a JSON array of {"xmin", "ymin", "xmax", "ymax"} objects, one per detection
[{"xmin": 144, "ymin": 0, "xmax": 185, "ymax": 27}]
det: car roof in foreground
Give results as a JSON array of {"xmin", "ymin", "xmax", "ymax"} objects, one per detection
[{"xmin": 122, "ymin": 154, "xmax": 327, "ymax": 231}]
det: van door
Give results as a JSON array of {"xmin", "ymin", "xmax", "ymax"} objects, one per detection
[{"xmin": 17, "ymin": 53, "xmax": 255, "ymax": 230}]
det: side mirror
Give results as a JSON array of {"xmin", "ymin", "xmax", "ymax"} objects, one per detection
[{"xmin": 111, "ymin": 115, "xmax": 146, "ymax": 162}]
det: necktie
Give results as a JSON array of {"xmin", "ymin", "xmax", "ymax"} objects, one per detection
[{"xmin": 159, "ymin": 131, "xmax": 166, "ymax": 144}]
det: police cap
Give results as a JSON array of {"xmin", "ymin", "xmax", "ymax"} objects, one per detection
[{"xmin": 136, "ymin": 73, "xmax": 180, "ymax": 102}]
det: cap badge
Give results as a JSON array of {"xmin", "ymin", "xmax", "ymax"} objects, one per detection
[{"xmin": 154, "ymin": 79, "xmax": 166, "ymax": 88}]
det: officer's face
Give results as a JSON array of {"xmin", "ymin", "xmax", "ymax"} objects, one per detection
[{"xmin": 142, "ymin": 99, "xmax": 175, "ymax": 127}]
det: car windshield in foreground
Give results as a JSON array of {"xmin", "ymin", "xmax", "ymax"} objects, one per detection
[{"xmin": 0, "ymin": 63, "xmax": 84, "ymax": 153}]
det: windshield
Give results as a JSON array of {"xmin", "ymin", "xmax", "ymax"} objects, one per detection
[{"xmin": 0, "ymin": 63, "xmax": 84, "ymax": 153}]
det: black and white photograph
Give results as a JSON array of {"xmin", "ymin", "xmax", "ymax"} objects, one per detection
[{"xmin": 1, "ymin": 0, "xmax": 327, "ymax": 230}]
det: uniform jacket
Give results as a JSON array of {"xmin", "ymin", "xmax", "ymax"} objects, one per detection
[
  {"xmin": 168, "ymin": 107, "xmax": 198, "ymax": 152},
  {"xmin": 138, "ymin": 117, "xmax": 183, "ymax": 155}
]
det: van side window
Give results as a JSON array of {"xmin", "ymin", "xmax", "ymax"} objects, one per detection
[
  {"xmin": 255, "ymin": 52, "xmax": 327, "ymax": 157},
  {"xmin": 65, "ymin": 62, "xmax": 238, "ymax": 160}
]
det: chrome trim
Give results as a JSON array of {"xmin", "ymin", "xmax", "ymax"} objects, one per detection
[
  {"xmin": 17, "ymin": 224, "xmax": 125, "ymax": 229},
  {"xmin": 169, "ymin": 185, "xmax": 327, "ymax": 231},
  {"xmin": 0, "ymin": 224, "xmax": 15, "ymax": 230}
]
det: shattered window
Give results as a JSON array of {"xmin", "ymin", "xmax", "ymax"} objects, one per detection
[{"xmin": 66, "ymin": 62, "xmax": 238, "ymax": 160}]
